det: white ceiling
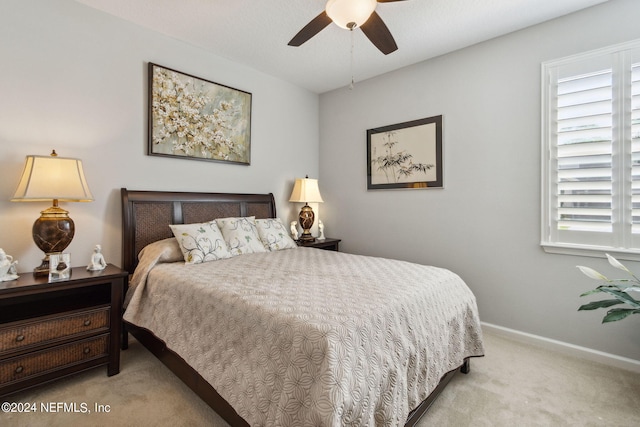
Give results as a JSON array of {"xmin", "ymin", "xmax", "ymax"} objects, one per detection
[{"xmin": 75, "ymin": 0, "xmax": 608, "ymax": 93}]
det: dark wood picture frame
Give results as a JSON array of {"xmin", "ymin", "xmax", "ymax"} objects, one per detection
[
  {"xmin": 147, "ymin": 63, "xmax": 252, "ymax": 165},
  {"xmin": 367, "ymin": 115, "xmax": 443, "ymax": 190}
]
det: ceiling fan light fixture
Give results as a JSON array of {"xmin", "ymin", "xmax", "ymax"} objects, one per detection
[{"xmin": 326, "ymin": 0, "xmax": 377, "ymax": 30}]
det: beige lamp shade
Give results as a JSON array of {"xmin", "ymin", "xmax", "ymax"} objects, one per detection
[
  {"xmin": 289, "ymin": 177, "xmax": 324, "ymax": 203},
  {"xmin": 12, "ymin": 154, "xmax": 94, "ymax": 202}
]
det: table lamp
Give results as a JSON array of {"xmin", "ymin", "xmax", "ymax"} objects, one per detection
[
  {"xmin": 11, "ymin": 150, "xmax": 94, "ymax": 276},
  {"xmin": 289, "ymin": 175, "xmax": 323, "ymax": 242}
]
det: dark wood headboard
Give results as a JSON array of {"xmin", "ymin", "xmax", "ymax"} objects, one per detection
[{"xmin": 121, "ymin": 188, "xmax": 276, "ymax": 274}]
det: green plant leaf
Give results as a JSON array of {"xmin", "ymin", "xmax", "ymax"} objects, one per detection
[
  {"xmin": 599, "ymin": 288, "xmax": 640, "ymax": 309},
  {"xmin": 579, "ymin": 286, "xmax": 621, "ymax": 297},
  {"xmin": 602, "ymin": 308, "xmax": 640, "ymax": 323},
  {"xmin": 580, "ymin": 289, "xmax": 604, "ymax": 297},
  {"xmin": 578, "ymin": 299, "xmax": 623, "ymax": 311}
]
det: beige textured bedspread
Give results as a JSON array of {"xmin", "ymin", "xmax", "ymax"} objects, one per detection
[{"xmin": 124, "ymin": 246, "xmax": 484, "ymax": 426}]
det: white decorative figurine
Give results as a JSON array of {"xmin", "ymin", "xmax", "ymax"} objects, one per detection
[
  {"xmin": 0, "ymin": 248, "xmax": 19, "ymax": 281},
  {"xmin": 87, "ymin": 244, "xmax": 107, "ymax": 271},
  {"xmin": 317, "ymin": 220, "xmax": 326, "ymax": 240},
  {"xmin": 290, "ymin": 221, "xmax": 299, "ymax": 240}
]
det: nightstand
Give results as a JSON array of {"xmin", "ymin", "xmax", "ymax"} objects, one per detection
[
  {"xmin": 0, "ymin": 264, "xmax": 127, "ymax": 397},
  {"xmin": 297, "ymin": 237, "xmax": 341, "ymax": 251}
]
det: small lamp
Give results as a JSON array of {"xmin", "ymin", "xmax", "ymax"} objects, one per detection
[
  {"xmin": 326, "ymin": 0, "xmax": 376, "ymax": 29},
  {"xmin": 289, "ymin": 175, "xmax": 324, "ymax": 243},
  {"xmin": 11, "ymin": 150, "xmax": 93, "ymax": 276}
]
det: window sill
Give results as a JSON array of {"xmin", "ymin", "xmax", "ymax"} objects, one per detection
[{"xmin": 541, "ymin": 242, "xmax": 640, "ymax": 262}]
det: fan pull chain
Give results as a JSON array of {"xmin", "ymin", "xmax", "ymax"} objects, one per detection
[{"xmin": 349, "ymin": 28, "xmax": 355, "ymax": 90}]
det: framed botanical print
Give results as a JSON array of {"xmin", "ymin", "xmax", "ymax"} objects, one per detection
[
  {"xmin": 148, "ymin": 63, "xmax": 252, "ymax": 165},
  {"xmin": 367, "ymin": 115, "xmax": 443, "ymax": 190}
]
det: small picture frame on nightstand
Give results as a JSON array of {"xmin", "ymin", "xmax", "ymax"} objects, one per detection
[{"xmin": 49, "ymin": 253, "xmax": 71, "ymax": 281}]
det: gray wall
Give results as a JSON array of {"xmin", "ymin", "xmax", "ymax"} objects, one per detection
[
  {"xmin": 2, "ymin": 0, "xmax": 637, "ymax": 364},
  {"xmin": 319, "ymin": 0, "xmax": 640, "ymax": 361},
  {"xmin": 0, "ymin": 0, "xmax": 319, "ymax": 270}
]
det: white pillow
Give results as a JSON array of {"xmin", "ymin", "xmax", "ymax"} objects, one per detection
[
  {"xmin": 169, "ymin": 221, "xmax": 231, "ymax": 264},
  {"xmin": 255, "ymin": 218, "xmax": 298, "ymax": 251},
  {"xmin": 215, "ymin": 216, "xmax": 267, "ymax": 256}
]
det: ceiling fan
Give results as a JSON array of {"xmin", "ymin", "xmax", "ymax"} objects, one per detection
[{"xmin": 288, "ymin": 0, "xmax": 408, "ymax": 55}]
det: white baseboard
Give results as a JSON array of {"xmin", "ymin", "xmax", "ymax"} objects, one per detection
[{"xmin": 481, "ymin": 322, "xmax": 640, "ymax": 374}]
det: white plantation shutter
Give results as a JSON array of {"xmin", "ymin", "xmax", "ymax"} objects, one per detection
[
  {"xmin": 632, "ymin": 64, "xmax": 640, "ymax": 235},
  {"xmin": 542, "ymin": 40, "xmax": 640, "ymax": 258},
  {"xmin": 556, "ymin": 70, "xmax": 613, "ymax": 233}
]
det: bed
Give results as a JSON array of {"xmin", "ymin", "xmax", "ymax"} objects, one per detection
[{"xmin": 120, "ymin": 188, "xmax": 484, "ymax": 426}]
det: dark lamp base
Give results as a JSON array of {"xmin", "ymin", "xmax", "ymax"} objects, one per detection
[
  {"xmin": 33, "ymin": 256, "xmax": 51, "ymax": 277},
  {"xmin": 298, "ymin": 203, "xmax": 316, "ymax": 243},
  {"xmin": 298, "ymin": 233, "xmax": 315, "ymax": 243},
  {"xmin": 31, "ymin": 203, "xmax": 75, "ymax": 276}
]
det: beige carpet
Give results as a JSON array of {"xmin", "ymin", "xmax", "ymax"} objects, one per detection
[{"xmin": 3, "ymin": 329, "xmax": 639, "ymax": 426}]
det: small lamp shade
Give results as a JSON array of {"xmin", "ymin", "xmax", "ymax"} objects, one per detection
[
  {"xmin": 326, "ymin": 0, "xmax": 377, "ymax": 29},
  {"xmin": 11, "ymin": 151, "xmax": 93, "ymax": 276},
  {"xmin": 12, "ymin": 154, "xmax": 93, "ymax": 202},
  {"xmin": 289, "ymin": 176, "xmax": 323, "ymax": 242},
  {"xmin": 289, "ymin": 177, "xmax": 324, "ymax": 204}
]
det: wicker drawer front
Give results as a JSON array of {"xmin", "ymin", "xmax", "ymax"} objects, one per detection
[
  {"xmin": 0, "ymin": 335, "xmax": 108, "ymax": 385},
  {"xmin": 0, "ymin": 307, "xmax": 109, "ymax": 354}
]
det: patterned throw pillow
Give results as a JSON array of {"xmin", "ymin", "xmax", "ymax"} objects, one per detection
[
  {"xmin": 255, "ymin": 218, "xmax": 298, "ymax": 251},
  {"xmin": 169, "ymin": 221, "xmax": 231, "ymax": 264},
  {"xmin": 215, "ymin": 216, "xmax": 267, "ymax": 256}
]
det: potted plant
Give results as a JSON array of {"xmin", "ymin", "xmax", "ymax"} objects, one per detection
[{"xmin": 577, "ymin": 254, "xmax": 640, "ymax": 322}]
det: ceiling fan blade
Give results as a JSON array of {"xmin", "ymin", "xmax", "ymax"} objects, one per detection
[
  {"xmin": 288, "ymin": 11, "xmax": 333, "ymax": 47},
  {"xmin": 376, "ymin": 0, "xmax": 409, "ymax": 3},
  {"xmin": 360, "ymin": 11, "xmax": 398, "ymax": 55}
]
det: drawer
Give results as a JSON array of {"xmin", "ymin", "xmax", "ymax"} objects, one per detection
[
  {"xmin": 0, "ymin": 307, "xmax": 109, "ymax": 355},
  {"xmin": 0, "ymin": 334, "xmax": 108, "ymax": 385}
]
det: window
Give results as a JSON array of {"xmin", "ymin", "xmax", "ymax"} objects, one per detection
[{"xmin": 542, "ymin": 40, "xmax": 640, "ymax": 259}]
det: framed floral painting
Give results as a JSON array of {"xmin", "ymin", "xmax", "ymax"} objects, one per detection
[
  {"xmin": 367, "ymin": 115, "xmax": 443, "ymax": 190},
  {"xmin": 148, "ymin": 63, "xmax": 252, "ymax": 165}
]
